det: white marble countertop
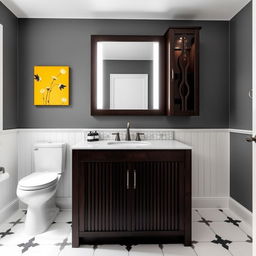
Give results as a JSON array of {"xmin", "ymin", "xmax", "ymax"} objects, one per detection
[{"xmin": 72, "ymin": 140, "xmax": 192, "ymax": 150}]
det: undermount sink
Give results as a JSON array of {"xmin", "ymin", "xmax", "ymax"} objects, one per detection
[{"xmin": 107, "ymin": 141, "xmax": 151, "ymax": 146}]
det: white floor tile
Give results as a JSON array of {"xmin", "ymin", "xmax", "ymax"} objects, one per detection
[
  {"xmin": 163, "ymin": 244, "xmax": 197, "ymax": 256},
  {"xmin": 34, "ymin": 223, "xmax": 71, "ymax": 245},
  {"xmin": 210, "ymin": 222, "xmax": 248, "ymax": 241},
  {"xmin": 0, "ymin": 207, "xmax": 252, "ymax": 256},
  {"xmin": 94, "ymin": 244, "xmax": 128, "ymax": 256},
  {"xmin": 193, "ymin": 242, "xmax": 231, "ymax": 256},
  {"xmin": 0, "ymin": 222, "xmax": 13, "ymax": 233},
  {"xmin": 222, "ymin": 209, "xmax": 252, "ymax": 236},
  {"xmin": 195, "ymin": 209, "xmax": 226, "ymax": 221},
  {"xmin": 129, "ymin": 244, "xmax": 162, "ymax": 256},
  {"xmin": 55, "ymin": 211, "xmax": 72, "ymax": 223},
  {"xmin": 239, "ymin": 222, "xmax": 252, "ymax": 237},
  {"xmin": 229, "ymin": 242, "xmax": 252, "ymax": 256},
  {"xmin": 0, "ymin": 245, "xmax": 22, "ymax": 256},
  {"xmin": 66, "ymin": 231, "xmax": 72, "ymax": 243},
  {"xmin": 221, "ymin": 209, "xmax": 242, "ymax": 221},
  {"xmin": 192, "ymin": 210, "xmax": 201, "ymax": 222},
  {"xmin": 5, "ymin": 210, "xmax": 26, "ymax": 224},
  {"xmin": 59, "ymin": 245, "xmax": 94, "ymax": 256},
  {"xmin": 192, "ymin": 222, "xmax": 215, "ymax": 242},
  {"xmin": 0, "ymin": 223, "xmax": 33, "ymax": 246},
  {"xmin": 22, "ymin": 245, "xmax": 60, "ymax": 256}
]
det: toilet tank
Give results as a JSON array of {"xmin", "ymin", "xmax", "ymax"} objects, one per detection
[{"xmin": 33, "ymin": 142, "xmax": 66, "ymax": 173}]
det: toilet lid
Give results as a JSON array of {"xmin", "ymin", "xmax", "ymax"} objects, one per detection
[{"xmin": 18, "ymin": 172, "xmax": 58, "ymax": 190}]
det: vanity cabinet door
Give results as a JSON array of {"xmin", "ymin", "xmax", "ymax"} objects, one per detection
[
  {"xmin": 80, "ymin": 162, "xmax": 131, "ymax": 232},
  {"xmin": 131, "ymin": 161, "xmax": 185, "ymax": 232}
]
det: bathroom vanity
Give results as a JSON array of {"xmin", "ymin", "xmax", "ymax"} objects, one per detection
[{"xmin": 72, "ymin": 140, "xmax": 191, "ymax": 247}]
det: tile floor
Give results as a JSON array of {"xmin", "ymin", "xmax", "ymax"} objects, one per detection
[{"xmin": 0, "ymin": 208, "xmax": 252, "ymax": 256}]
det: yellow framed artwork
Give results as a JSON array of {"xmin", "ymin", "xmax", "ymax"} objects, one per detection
[{"xmin": 34, "ymin": 66, "xmax": 69, "ymax": 105}]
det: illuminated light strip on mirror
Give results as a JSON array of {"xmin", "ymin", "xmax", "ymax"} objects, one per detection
[
  {"xmin": 0, "ymin": 25, "xmax": 3, "ymax": 131},
  {"xmin": 153, "ymin": 42, "xmax": 159, "ymax": 110},
  {"xmin": 97, "ymin": 42, "xmax": 103, "ymax": 109}
]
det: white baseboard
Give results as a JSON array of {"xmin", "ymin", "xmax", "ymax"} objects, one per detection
[
  {"xmin": 56, "ymin": 197, "xmax": 72, "ymax": 210},
  {"xmin": 0, "ymin": 199, "xmax": 19, "ymax": 225},
  {"xmin": 192, "ymin": 197, "xmax": 229, "ymax": 208},
  {"xmin": 229, "ymin": 197, "xmax": 252, "ymax": 226}
]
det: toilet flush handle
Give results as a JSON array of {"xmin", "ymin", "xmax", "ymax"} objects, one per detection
[{"xmin": 0, "ymin": 167, "xmax": 5, "ymax": 174}]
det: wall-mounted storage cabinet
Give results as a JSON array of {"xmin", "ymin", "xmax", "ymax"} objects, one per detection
[{"xmin": 166, "ymin": 27, "xmax": 201, "ymax": 116}]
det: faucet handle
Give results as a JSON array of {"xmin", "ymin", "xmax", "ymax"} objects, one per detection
[
  {"xmin": 112, "ymin": 132, "xmax": 121, "ymax": 141},
  {"xmin": 135, "ymin": 133, "xmax": 144, "ymax": 141}
]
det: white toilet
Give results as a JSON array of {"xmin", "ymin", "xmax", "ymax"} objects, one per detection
[{"xmin": 17, "ymin": 142, "xmax": 66, "ymax": 235}]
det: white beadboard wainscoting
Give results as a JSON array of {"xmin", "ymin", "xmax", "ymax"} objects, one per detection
[
  {"xmin": 174, "ymin": 130, "xmax": 230, "ymax": 205},
  {"xmin": 0, "ymin": 130, "xmax": 18, "ymax": 224},
  {"xmin": 17, "ymin": 129, "xmax": 230, "ymax": 209}
]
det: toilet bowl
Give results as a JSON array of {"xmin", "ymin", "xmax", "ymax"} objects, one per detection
[{"xmin": 16, "ymin": 143, "xmax": 66, "ymax": 236}]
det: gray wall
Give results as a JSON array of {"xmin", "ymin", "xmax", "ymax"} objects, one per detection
[
  {"xmin": 18, "ymin": 19, "xmax": 229, "ymax": 128},
  {"xmin": 230, "ymin": 133, "xmax": 252, "ymax": 211},
  {"xmin": 103, "ymin": 60, "xmax": 153, "ymax": 109},
  {"xmin": 1, "ymin": 0, "xmax": 253, "ymax": 210},
  {"xmin": 230, "ymin": 1, "xmax": 252, "ymax": 130},
  {"xmin": 0, "ymin": 2, "xmax": 17, "ymax": 129},
  {"xmin": 230, "ymin": 2, "xmax": 252, "ymax": 211}
]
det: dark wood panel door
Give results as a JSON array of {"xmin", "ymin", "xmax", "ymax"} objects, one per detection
[
  {"xmin": 166, "ymin": 27, "xmax": 201, "ymax": 116},
  {"xmin": 132, "ymin": 161, "xmax": 185, "ymax": 232},
  {"xmin": 80, "ymin": 162, "xmax": 131, "ymax": 232}
]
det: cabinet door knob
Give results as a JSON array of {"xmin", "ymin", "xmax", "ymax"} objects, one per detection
[
  {"xmin": 127, "ymin": 170, "xmax": 130, "ymax": 189},
  {"xmin": 246, "ymin": 136, "xmax": 256, "ymax": 143},
  {"xmin": 171, "ymin": 69, "xmax": 174, "ymax": 80},
  {"xmin": 0, "ymin": 167, "xmax": 5, "ymax": 174},
  {"xmin": 133, "ymin": 170, "xmax": 136, "ymax": 189}
]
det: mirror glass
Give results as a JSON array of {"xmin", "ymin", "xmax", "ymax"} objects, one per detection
[{"xmin": 96, "ymin": 41, "xmax": 160, "ymax": 110}]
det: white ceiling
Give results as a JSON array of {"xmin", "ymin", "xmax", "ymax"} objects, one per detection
[{"xmin": 1, "ymin": 0, "xmax": 251, "ymax": 20}]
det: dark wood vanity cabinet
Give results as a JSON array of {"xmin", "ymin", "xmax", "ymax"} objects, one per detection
[
  {"xmin": 72, "ymin": 150, "xmax": 191, "ymax": 247},
  {"xmin": 166, "ymin": 27, "xmax": 201, "ymax": 116}
]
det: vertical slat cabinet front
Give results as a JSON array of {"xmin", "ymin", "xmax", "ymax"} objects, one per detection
[
  {"xmin": 132, "ymin": 161, "xmax": 185, "ymax": 232},
  {"xmin": 80, "ymin": 161, "xmax": 130, "ymax": 233}
]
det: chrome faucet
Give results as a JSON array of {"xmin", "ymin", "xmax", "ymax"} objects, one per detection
[{"xmin": 125, "ymin": 122, "xmax": 131, "ymax": 141}]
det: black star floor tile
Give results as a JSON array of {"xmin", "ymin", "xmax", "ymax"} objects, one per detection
[
  {"xmin": 246, "ymin": 235, "xmax": 252, "ymax": 243},
  {"xmin": 211, "ymin": 234, "xmax": 232, "ymax": 250},
  {"xmin": 224, "ymin": 216, "xmax": 241, "ymax": 227},
  {"xmin": 55, "ymin": 237, "xmax": 71, "ymax": 252},
  {"xmin": 18, "ymin": 237, "xmax": 39, "ymax": 254},
  {"xmin": 198, "ymin": 217, "xmax": 213, "ymax": 226},
  {"xmin": 9, "ymin": 218, "xmax": 24, "ymax": 227},
  {"xmin": 0, "ymin": 228, "xmax": 14, "ymax": 238}
]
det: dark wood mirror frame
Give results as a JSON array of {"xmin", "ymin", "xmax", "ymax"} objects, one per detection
[{"xmin": 91, "ymin": 35, "xmax": 166, "ymax": 115}]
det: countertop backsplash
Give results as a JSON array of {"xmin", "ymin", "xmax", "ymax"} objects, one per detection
[{"xmin": 85, "ymin": 129, "xmax": 174, "ymax": 141}]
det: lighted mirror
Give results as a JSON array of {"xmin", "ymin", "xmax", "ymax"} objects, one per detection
[
  {"xmin": 91, "ymin": 36, "xmax": 165, "ymax": 115},
  {"xmin": 0, "ymin": 24, "xmax": 3, "ymax": 131}
]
